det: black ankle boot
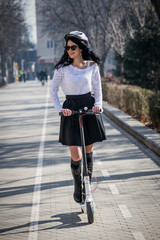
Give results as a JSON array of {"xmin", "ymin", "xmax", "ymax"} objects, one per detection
[
  {"xmin": 86, "ymin": 152, "xmax": 93, "ymax": 183},
  {"xmin": 71, "ymin": 159, "xmax": 82, "ymax": 203}
]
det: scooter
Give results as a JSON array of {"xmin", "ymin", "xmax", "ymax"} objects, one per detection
[{"xmin": 59, "ymin": 107, "xmax": 100, "ymax": 224}]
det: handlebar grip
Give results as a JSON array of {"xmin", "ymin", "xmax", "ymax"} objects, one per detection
[{"xmin": 59, "ymin": 111, "xmax": 78, "ymax": 116}]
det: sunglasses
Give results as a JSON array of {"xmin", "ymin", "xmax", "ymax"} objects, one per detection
[{"xmin": 65, "ymin": 45, "xmax": 78, "ymax": 51}]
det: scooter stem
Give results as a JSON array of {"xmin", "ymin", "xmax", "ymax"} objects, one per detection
[
  {"xmin": 84, "ymin": 176, "xmax": 92, "ymax": 202},
  {"xmin": 79, "ymin": 116, "xmax": 88, "ymax": 177}
]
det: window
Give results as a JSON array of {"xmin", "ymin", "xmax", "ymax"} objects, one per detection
[
  {"xmin": 47, "ymin": 40, "xmax": 54, "ymax": 48},
  {"xmin": 47, "ymin": 41, "xmax": 50, "ymax": 48}
]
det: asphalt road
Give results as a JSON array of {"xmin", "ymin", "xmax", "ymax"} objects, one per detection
[{"xmin": 0, "ymin": 80, "xmax": 160, "ymax": 240}]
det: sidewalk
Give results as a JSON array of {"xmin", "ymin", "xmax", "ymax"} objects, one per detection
[
  {"xmin": 0, "ymin": 81, "xmax": 160, "ymax": 240},
  {"xmin": 103, "ymin": 102, "xmax": 160, "ymax": 157}
]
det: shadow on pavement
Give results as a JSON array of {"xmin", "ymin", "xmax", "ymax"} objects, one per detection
[
  {"xmin": 96, "ymin": 169, "xmax": 160, "ymax": 182},
  {"xmin": 0, "ymin": 212, "xmax": 87, "ymax": 235},
  {"xmin": 0, "ymin": 169, "xmax": 160, "ymax": 200},
  {"xmin": 0, "ymin": 140, "xmax": 67, "ymax": 169},
  {"xmin": 0, "ymin": 179, "xmax": 73, "ymax": 199}
]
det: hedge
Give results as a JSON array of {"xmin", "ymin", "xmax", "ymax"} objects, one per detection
[{"xmin": 102, "ymin": 81, "xmax": 160, "ymax": 131}]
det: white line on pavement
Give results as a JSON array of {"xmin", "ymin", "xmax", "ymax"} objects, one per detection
[
  {"xmin": 28, "ymin": 84, "xmax": 50, "ymax": 240},
  {"xmin": 132, "ymin": 231, "xmax": 145, "ymax": 240},
  {"xmin": 96, "ymin": 161, "xmax": 103, "ymax": 165},
  {"xmin": 118, "ymin": 205, "xmax": 132, "ymax": 218},
  {"xmin": 108, "ymin": 183, "xmax": 119, "ymax": 194},
  {"xmin": 101, "ymin": 169, "xmax": 110, "ymax": 177},
  {"xmin": 94, "ymin": 150, "xmax": 97, "ymax": 156}
]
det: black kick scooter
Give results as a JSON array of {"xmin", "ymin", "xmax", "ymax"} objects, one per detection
[{"xmin": 60, "ymin": 107, "xmax": 100, "ymax": 224}]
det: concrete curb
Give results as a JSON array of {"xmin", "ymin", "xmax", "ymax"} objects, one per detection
[{"xmin": 103, "ymin": 102, "xmax": 160, "ymax": 157}]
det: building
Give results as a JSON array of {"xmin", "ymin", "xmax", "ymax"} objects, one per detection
[{"xmin": 35, "ymin": 0, "xmax": 63, "ymax": 77}]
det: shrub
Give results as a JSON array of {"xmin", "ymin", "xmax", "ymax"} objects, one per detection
[
  {"xmin": 102, "ymin": 82, "xmax": 160, "ymax": 130},
  {"xmin": 148, "ymin": 93, "xmax": 160, "ymax": 129}
]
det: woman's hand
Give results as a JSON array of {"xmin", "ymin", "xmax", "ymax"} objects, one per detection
[
  {"xmin": 61, "ymin": 109, "xmax": 72, "ymax": 116},
  {"xmin": 92, "ymin": 106, "xmax": 101, "ymax": 113}
]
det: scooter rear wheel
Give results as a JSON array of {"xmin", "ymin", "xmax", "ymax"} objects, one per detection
[{"xmin": 87, "ymin": 202, "xmax": 94, "ymax": 224}]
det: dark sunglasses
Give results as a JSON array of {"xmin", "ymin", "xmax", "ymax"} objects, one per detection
[{"xmin": 65, "ymin": 45, "xmax": 78, "ymax": 51}]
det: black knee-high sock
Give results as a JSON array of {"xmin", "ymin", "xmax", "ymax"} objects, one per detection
[
  {"xmin": 70, "ymin": 159, "xmax": 82, "ymax": 203},
  {"xmin": 86, "ymin": 152, "xmax": 93, "ymax": 166},
  {"xmin": 71, "ymin": 159, "xmax": 81, "ymax": 170}
]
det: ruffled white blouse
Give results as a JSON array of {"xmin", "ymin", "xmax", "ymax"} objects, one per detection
[{"xmin": 50, "ymin": 62, "xmax": 102, "ymax": 112}]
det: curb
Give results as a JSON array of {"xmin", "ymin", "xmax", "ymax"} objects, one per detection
[{"xmin": 103, "ymin": 102, "xmax": 160, "ymax": 157}]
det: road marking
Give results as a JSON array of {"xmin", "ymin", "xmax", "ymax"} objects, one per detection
[
  {"xmin": 94, "ymin": 150, "xmax": 97, "ymax": 156},
  {"xmin": 101, "ymin": 169, "xmax": 110, "ymax": 177},
  {"xmin": 132, "ymin": 231, "xmax": 145, "ymax": 240},
  {"xmin": 108, "ymin": 183, "xmax": 119, "ymax": 194},
  {"xmin": 97, "ymin": 161, "xmax": 103, "ymax": 165},
  {"xmin": 28, "ymin": 84, "xmax": 50, "ymax": 240},
  {"xmin": 118, "ymin": 205, "xmax": 132, "ymax": 218}
]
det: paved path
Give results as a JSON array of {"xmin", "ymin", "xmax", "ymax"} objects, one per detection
[{"xmin": 0, "ymin": 81, "xmax": 160, "ymax": 240}]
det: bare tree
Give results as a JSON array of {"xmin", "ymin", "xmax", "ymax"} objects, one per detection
[
  {"xmin": 40, "ymin": 0, "xmax": 151, "ymax": 76},
  {"xmin": 40, "ymin": 0, "xmax": 117, "ymax": 76},
  {"xmin": 109, "ymin": 0, "xmax": 150, "ymax": 57},
  {"xmin": 0, "ymin": 0, "xmax": 27, "ymax": 85}
]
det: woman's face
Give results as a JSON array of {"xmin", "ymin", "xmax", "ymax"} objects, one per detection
[{"xmin": 66, "ymin": 40, "xmax": 82, "ymax": 59}]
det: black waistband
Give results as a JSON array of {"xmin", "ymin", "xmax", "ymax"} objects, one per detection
[{"xmin": 66, "ymin": 92, "xmax": 91, "ymax": 99}]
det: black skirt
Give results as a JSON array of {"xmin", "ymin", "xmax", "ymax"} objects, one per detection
[{"xmin": 59, "ymin": 92, "xmax": 106, "ymax": 146}]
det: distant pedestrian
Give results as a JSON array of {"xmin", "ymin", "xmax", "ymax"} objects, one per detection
[
  {"xmin": 23, "ymin": 70, "xmax": 27, "ymax": 82},
  {"xmin": 39, "ymin": 69, "xmax": 46, "ymax": 81},
  {"xmin": 18, "ymin": 70, "xmax": 23, "ymax": 82},
  {"xmin": 39, "ymin": 69, "xmax": 46, "ymax": 85}
]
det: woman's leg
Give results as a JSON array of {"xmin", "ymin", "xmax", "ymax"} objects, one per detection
[
  {"xmin": 69, "ymin": 146, "xmax": 82, "ymax": 161},
  {"xmin": 85, "ymin": 144, "xmax": 93, "ymax": 153},
  {"xmin": 69, "ymin": 146, "xmax": 82, "ymax": 203},
  {"xmin": 69, "ymin": 144, "xmax": 94, "ymax": 203}
]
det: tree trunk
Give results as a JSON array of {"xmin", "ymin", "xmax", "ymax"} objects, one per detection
[
  {"xmin": 99, "ymin": 63, "xmax": 104, "ymax": 77},
  {"xmin": 0, "ymin": 55, "xmax": 2, "ymax": 86},
  {"xmin": 99, "ymin": 51, "xmax": 108, "ymax": 77},
  {"xmin": 7, "ymin": 56, "xmax": 14, "ymax": 83},
  {"xmin": 1, "ymin": 49, "xmax": 6, "ymax": 85},
  {"xmin": 120, "ymin": 61, "xmax": 124, "ymax": 81},
  {"xmin": 151, "ymin": 0, "xmax": 160, "ymax": 21}
]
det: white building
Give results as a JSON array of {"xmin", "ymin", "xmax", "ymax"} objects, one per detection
[{"xmin": 35, "ymin": 0, "xmax": 63, "ymax": 76}]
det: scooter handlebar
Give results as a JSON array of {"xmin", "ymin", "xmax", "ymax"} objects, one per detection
[{"xmin": 59, "ymin": 109, "xmax": 102, "ymax": 116}]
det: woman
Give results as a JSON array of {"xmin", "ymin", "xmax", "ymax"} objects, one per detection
[{"xmin": 51, "ymin": 31, "xmax": 106, "ymax": 203}]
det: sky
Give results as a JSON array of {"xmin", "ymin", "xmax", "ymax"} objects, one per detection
[{"xmin": 22, "ymin": 0, "xmax": 37, "ymax": 44}]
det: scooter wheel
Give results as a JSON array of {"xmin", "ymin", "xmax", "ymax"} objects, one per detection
[{"xmin": 87, "ymin": 202, "xmax": 94, "ymax": 224}]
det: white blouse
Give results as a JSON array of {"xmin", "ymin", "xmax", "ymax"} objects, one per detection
[{"xmin": 50, "ymin": 62, "xmax": 103, "ymax": 112}]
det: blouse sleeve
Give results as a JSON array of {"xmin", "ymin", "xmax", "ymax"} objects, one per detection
[
  {"xmin": 92, "ymin": 64, "xmax": 103, "ymax": 109},
  {"xmin": 50, "ymin": 68, "xmax": 63, "ymax": 112}
]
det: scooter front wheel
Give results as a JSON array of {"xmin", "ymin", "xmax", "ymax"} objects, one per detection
[{"xmin": 87, "ymin": 202, "xmax": 94, "ymax": 224}]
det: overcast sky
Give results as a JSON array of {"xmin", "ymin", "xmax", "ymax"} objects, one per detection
[{"xmin": 22, "ymin": 0, "xmax": 37, "ymax": 44}]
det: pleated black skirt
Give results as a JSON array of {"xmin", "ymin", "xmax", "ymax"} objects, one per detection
[{"xmin": 59, "ymin": 92, "xmax": 106, "ymax": 146}]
